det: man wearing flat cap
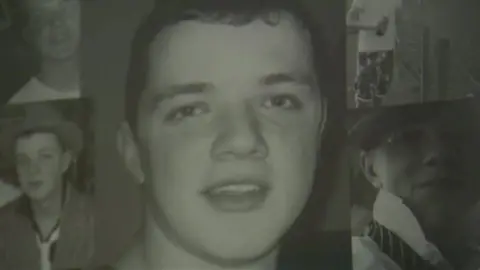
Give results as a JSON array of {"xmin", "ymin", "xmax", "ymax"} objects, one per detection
[
  {"xmin": 350, "ymin": 100, "xmax": 480, "ymax": 270},
  {"xmin": 0, "ymin": 103, "xmax": 94, "ymax": 270}
]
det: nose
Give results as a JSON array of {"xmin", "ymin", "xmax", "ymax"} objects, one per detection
[
  {"xmin": 421, "ymin": 132, "xmax": 446, "ymax": 167},
  {"xmin": 28, "ymin": 160, "xmax": 42, "ymax": 175},
  {"xmin": 49, "ymin": 15, "xmax": 66, "ymax": 29},
  {"xmin": 211, "ymin": 106, "xmax": 268, "ymax": 161}
]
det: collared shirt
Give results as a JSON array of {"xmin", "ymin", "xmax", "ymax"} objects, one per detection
[
  {"xmin": 0, "ymin": 184, "xmax": 94, "ymax": 270},
  {"xmin": 352, "ymin": 190, "xmax": 451, "ymax": 270},
  {"xmin": 37, "ymin": 226, "xmax": 59, "ymax": 270},
  {"xmin": 8, "ymin": 77, "xmax": 81, "ymax": 104},
  {"xmin": 26, "ymin": 184, "xmax": 66, "ymax": 270},
  {"xmin": 0, "ymin": 180, "xmax": 21, "ymax": 208}
]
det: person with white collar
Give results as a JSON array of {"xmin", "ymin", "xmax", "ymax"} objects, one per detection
[
  {"xmin": 9, "ymin": 0, "xmax": 82, "ymax": 104},
  {"xmin": 0, "ymin": 103, "xmax": 94, "ymax": 270},
  {"xmin": 350, "ymin": 100, "xmax": 480, "ymax": 270}
]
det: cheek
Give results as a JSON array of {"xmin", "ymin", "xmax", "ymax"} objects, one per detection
[
  {"xmin": 41, "ymin": 161, "xmax": 62, "ymax": 182},
  {"xmin": 379, "ymin": 150, "xmax": 412, "ymax": 185},
  {"xmin": 266, "ymin": 125, "xmax": 318, "ymax": 208},
  {"xmin": 146, "ymin": 132, "xmax": 213, "ymax": 203}
]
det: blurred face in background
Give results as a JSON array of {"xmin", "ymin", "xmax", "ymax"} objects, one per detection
[
  {"xmin": 15, "ymin": 132, "xmax": 71, "ymax": 202},
  {"xmin": 25, "ymin": 0, "xmax": 81, "ymax": 60},
  {"xmin": 362, "ymin": 122, "xmax": 474, "ymax": 235},
  {"xmin": 124, "ymin": 12, "xmax": 326, "ymax": 263}
]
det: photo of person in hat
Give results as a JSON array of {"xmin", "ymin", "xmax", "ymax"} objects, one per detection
[
  {"xmin": 349, "ymin": 99, "xmax": 480, "ymax": 270},
  {"xmin": 8, "ymin": 0, "xmax": 82, "ymax": 104},
  {"xmin": 93, "ymin": 0, "xmax": 347, "ymax": 269},
  {"xmin": 0, "ymin": 101, "xmax": 94, "ymax": 270}
]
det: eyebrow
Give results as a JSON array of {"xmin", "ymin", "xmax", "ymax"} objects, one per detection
[
  {"xmin": 146, "ymin": 72, "xmax": 315, "ymax": 110},
  {"xmin": 149, "ymin": 82, "xmax": 211, "ymax": 105},
  {"xmin": 260, "ymin": 72, "xmax": 314, "ymax": 87}
]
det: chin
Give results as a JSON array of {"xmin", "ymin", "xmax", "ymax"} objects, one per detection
[
  {"xmin": 187, "ymin": 229, "xmax": 280, "ymax": 267},
  {"xmin": 25, "ymin": 192, "xmax": 46, "ymax": 201},
  {"xmin": 44, "ymin": 46, "xmax": 77, "ymax": 60},
  {"xmin": 197, "ymin": 242, "xmax": 277, "ymax": 267}
]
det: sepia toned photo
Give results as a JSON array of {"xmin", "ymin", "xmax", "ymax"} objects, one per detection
[
  {"xmin": 1, "ymin": 0, "xmax": 82, "ymax": 105},
  {"xmin": 0, "ymin": 98, "xmax": 95, "ymax": 270},
  {"xmin": 346, "ymin": 0, "xmax": 480, "ymax": 109},
  {"xmin": 347, "ymin": 98, "xmax": 480, "ymax": 270}
]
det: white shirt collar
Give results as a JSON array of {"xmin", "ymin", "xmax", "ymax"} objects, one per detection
[{"xmin": 373, "ymin": 190, "xmax": 447, "ymax": 265}]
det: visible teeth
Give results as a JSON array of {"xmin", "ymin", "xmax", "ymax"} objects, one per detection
[{"xmin": 211, "ymin": 184, "xmax": 261, "ymax": 194}]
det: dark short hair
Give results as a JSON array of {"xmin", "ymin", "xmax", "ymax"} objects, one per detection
[
  {"xmin": 15, "ymin": 129, "xmax": 66, "ymax": 153},
  {"xmin": 124, "ymin": 0, "xmax": 339, "ymax": 133}
]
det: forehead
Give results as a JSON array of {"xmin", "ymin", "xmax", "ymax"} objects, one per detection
[
  {"xmin": 15, "ymin": 132, "xmax": 61, "ymax": 152},
  {"xmin": 146, "ymin": 14, "xmax": 314, "ymax": 88},
  {"xmin": 26, "ymin": 0, "xmax": 79, "ymax": 13}
]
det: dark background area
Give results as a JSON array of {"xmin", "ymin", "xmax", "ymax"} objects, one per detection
[{"xmin": 0, "ymin": 0, "xmax": 38, "ymax": 104}]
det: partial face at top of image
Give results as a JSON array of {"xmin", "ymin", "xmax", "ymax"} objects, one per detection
[
  {"xmin": 24, "ymin": 0, "xmax": 81, "ymax": 60},
  {"xmin": 121, "ymin": 11, "xmax": 326, "ymax": 265},
  {"xmin": 15, "ymin": 132, "xmax": 71, "ymax": 202}
]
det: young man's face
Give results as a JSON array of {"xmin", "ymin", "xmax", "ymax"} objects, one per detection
[
  {"xmin": 128, "ymin": 14, "xmax": 325, "ymax": 261},
  {"xmin": 15, "ymin": 132, "xmax": 70, "ymax": 201},
  {"xmin": 26, "ymin": 0, "xmax": 81, "ymax": 60},
  {"xmin": 363, "ymin": 123, "xmax": 473, "ymax": 233}
]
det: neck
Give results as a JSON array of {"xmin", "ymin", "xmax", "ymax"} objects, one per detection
[
  {"xmin": 141, "ymin": 208, "xmax": 278, "ymax": 270},
  {"xmin": 37, "ymin": 53, "xmax": 80, "ymax": 92},
  {"xmin": 31, "ymin": 183, "xmax": 64, "ymax": 221}
]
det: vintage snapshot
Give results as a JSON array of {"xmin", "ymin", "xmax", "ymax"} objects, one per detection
[
  {"xmin": 1, "ymin": 0, "xmax": 82, "ymax": 105},
  {"xmin": 82, "ymin": 0, "xmax": 350, "ymax": 269},
  {"xmin": 346, "ymin": 0, "xmax": 480, "ymax": 108},
  {"xmin": 0, "ymin": 98, "xmax": 94, "ymax": 270},
  {"xmin": 347, "ymin": 98, "xmax": 480, "ymax": 270}
]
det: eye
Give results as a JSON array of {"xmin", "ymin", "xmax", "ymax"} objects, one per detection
[
  {"xmin": 386, "ymin": 129, "xmax": 424, "ymax": 144},
  {"xmin": 16, "ymin": 157, "xmax": 29, "ymax": 166},
  {"xmin": 164, "ymin": 102, "xmax": 210, "ymax": 123},
  {"xmin": 263, "ymin": 94, "xmax": 303, "ymax": 110},
  {"xmin": 40, "ymin": 153, "xmax": 53, "ymax": 159}
]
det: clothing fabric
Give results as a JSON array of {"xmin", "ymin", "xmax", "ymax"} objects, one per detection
[
  {"xmin": 8, "ymin": 77, "xmax": 81, "ymax": 104},
  {"xmin": 352, "ymin": 190, "xmax": 452, "ymax": 270},
  {"xmin": 38, "ymin": 226, "xmax": 59, "ymax": 270},
  {"xmin": 0, "ymin": 180, "xmax": 21, "ymax": 208},
  {"xmin": 352, "ymin": 0, "xmax": 402, "ymax": 52},
  {"xmin": 354, "ymin": 50, "xmax": 394, "ymax": 105},
  {"xmin": 0, "ymin": 185, "xmax": 94, "ymax": 270}
]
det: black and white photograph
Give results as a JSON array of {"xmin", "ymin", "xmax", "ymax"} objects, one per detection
[
  {"xmin": 1, "ymin": 0, "xmax": 82, "ymax": 105},
  {"xmin": 347, "ymin": 98, "xmax": 480, "ymax": 270},
  {"xmin": 79, "ymin": 0, "xmax": 350, "ymax": 269},
  {"xmin": 346, "ymin": 0, "xmax": 480, "ymax": 108},
  {"xmin": 0, "ymin": 98, "xmax": 95, "ymax": 270},
  {"xmin": 3, "ymin": 0, "xmax": 480, "ymax": 269}
]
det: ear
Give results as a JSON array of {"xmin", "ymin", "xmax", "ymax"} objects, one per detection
[
  {"xmin": 316, "ymin": 98, "xmax": 328, "ymax": 146},
  {"xmin": 61, "ymin": 151, "xmax": 73, "ymax": 174},
  {"xmin": 117, "ymin": 122, "xmax": 145, "ymax": 184},
  {"xmin": 22, "ymin": 26, "xmax": 35, "ymax": 46},
  {"xmin": 359, "ymin": 150, "xmax": 381, "ymax": 189}
]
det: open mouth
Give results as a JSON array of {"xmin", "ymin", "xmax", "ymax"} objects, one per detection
[
  {"xmin": 27, "ymin": 181, "xmax": 43, "ymax": 190},
  {"xmin": 201, "ymin": 179, "xmax": 270, "ymax": 213},
  {"xmin": 417, "ymin": 177, "xmax": 455, "ymax": 189}
]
